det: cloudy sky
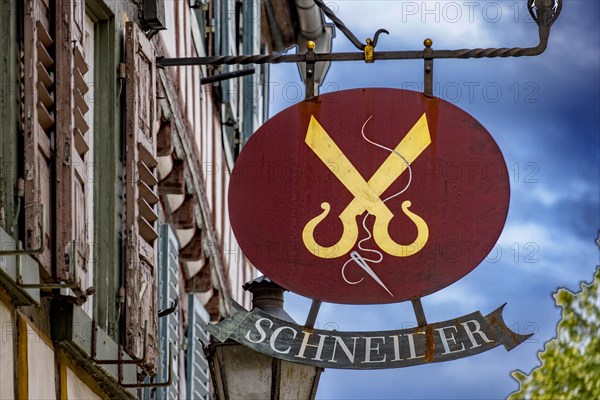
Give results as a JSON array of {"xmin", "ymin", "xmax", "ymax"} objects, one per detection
[{"xmin": 263, "ymin": 1, "xmax": 599, "ymax": 398}]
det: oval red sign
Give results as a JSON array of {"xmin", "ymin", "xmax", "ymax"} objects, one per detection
[{"xmin": 229, "ymin": 89, "xmax": 509, "ymax": 304}]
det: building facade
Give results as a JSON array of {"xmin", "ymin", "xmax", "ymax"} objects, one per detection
[{"xmin": 0, "ymin": 0, "xmax": 331, "ymax": 398}]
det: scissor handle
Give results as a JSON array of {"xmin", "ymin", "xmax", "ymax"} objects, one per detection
[
  {"xmin": 372, "ymin": 200, "xmax": 429, "ymax": 257},
  {"xmin": 303, "ymin": 199, "xmax": 428, "ymax": 259},
  {"xmin": 302, "ymin": 199, "xmax": 364, "ymax": 259}
]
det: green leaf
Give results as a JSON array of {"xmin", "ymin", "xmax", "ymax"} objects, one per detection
[{"xmin": 510, "ymin": 267, "xmax": 600, "ymax": 399}]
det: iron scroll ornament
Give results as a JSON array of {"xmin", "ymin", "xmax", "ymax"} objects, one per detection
[
  {"xmin": 312, "ymin": 0, "xmax": 561, "ymax": 51},
  {"xmin": 313, "ymin": 0, "xmax": 389, "ymax": 51}
]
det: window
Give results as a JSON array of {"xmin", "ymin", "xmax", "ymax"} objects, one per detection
[
  {"xmin": 217, "ymin": 0, "xmax": 241, "ymax": 165},
  {"xmin": 82, "ymin": 3, "xmax": 121, "ymax": 340},
  {"xmin": 81, "ymin": 12, "xmax": 95, "ymax": 317}
]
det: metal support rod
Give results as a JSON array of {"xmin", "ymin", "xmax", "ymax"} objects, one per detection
[
  {"xmin": 156, "ymin": 40, "xmax": 549, "ymax": 67},
  {"xmin": 91, "ymin": 320, "xmax": 149, "ymax": 365},
  {"xmin": 198, "ymin": 68, "xmax": 255, "ymax": 85},
  {"xmin": 118, "ymin": 344, "xmax": 174, "ymax": 388},
  {"xmin": 271, "ymin": 358, "xmax": 282, "ymax": 400},
  {"xmin": 305, "ymin": 42, "xmax": 316, "ymax": 100},
  {"xmin": 423, "ymin": 39, "xmax": 434, "ymax": 97},
  {"xmin": 16, "ymin": 239, "xmax": 82, "ymax": 292},
  {"xmin": 156, "ymin": 28, "xmax": 551, "ymax": 66},
  {"xmin": 304, "ymin": 299, "xmax": 322, "ymax": 328},
  {"xmin": 310, "ymin": 368, "xmax": 324, "ymax": 400},
  {"xmin": 13, "ymin": 237, "xmax": 94, "ymax": 303},
  {"xmin": 156, "ymin": 8, "xmax": 556, "ymax": 68},
  {"xmin": 411, "ymin": 297, "xmax": 428, "ymax": 327}
]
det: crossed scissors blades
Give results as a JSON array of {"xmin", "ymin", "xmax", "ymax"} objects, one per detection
[{"xmin": 302, "ymin": 113, "xmax": 431, "ymax": 259}]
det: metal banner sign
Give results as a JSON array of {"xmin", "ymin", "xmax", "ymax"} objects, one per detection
[
  {"xmin": 229, "ymin": 89, "xmax": 510, "ymax": 304},
  {"xmin": 205, "ymin": 302, "xmax": 530, "ymax": 370}
]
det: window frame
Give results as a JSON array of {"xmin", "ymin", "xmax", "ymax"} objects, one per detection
[{"xmin": 83, "ymin": 2, "xmax": 122, "ymax": 341}]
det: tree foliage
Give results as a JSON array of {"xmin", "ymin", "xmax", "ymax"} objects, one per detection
[{"xmin": 509, "ymin": 266, "xmax": 600, "ymax": 399}]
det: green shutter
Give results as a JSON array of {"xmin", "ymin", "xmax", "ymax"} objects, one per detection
[
  {"xmin": 144, "ymin": 223, "xmax": 179, "ymax": 399},
  {"xmin": 187, "ymin": 294, "xmax": 210, "ymax": 399},
  {"xmin": 0, "ymin": 0, "xmax": 18, "ymax": 237}
]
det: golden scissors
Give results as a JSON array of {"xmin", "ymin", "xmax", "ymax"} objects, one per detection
[{"xmin": 302, "ymin": 114, "xmax": 431, "ymax": 259}]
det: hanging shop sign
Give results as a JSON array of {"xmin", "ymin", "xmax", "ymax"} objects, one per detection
[
  {"xmin": 229, "ymin": 88, "xmax": 510, "ymax": 304},
  {"xmin": 205, "ymin": 302, "xmax": 530, "ymax": 370}
]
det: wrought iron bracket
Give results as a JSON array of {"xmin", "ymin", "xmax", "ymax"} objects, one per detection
[
  {"xmin": 90, "ymin": 320, "xmax": 149, "ymax": 365},
  {"xmin": 117, "ymin": 344, "xmax": 174, "ymax": 388},
  {"xmin": 156, "ymin": 0, "xmax": 562, "ymax": 100},
  {"xmin": 0, "ymin": 205, "xmax": 93, "ymax": 303},
  {"xmin": 305, "ymin": 42, "xmax": 316, "ymax": 100},
  {"xmin": 14, "ymin": 239, "xmax": 94, "ymax": 301},
  {"xmin": 156, "ymin": 0, "xmax": 561, "ymax": 69},
  {"xmin": 0, "ymin": 205, "xmax": 45, "ymax": 256},
  {"xmin": 423, "ymin": 39, "xmax": 434, "ymax": 97}
]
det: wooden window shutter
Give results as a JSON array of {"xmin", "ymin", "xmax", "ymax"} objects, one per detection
[
  {"xmin": 54, "ymin": 0, "xmax": 93, "ymax": 299},
  {"xmin": 23, "ymin": 0, "xmax": 55, "ymax": 276},
  {"xmin": 124, "ymin": 20, "xmax": 160, "ymax": 373}
]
